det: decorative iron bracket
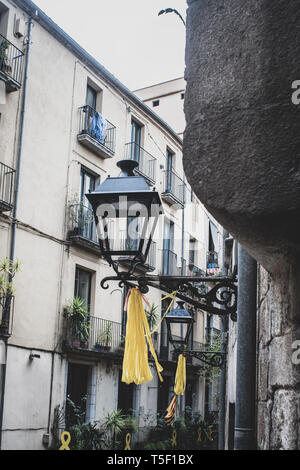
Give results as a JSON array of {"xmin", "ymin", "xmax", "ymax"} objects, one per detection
[
  {"xmin": 100, "ymin": 272, "xmax": 237, "ymax": 321},
  {"xmin": 183, "ymin": 350, "xmax": 226, "ymax": 367}
]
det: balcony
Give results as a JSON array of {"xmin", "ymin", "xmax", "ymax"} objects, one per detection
[
  {"xmin": 0, "ymin": 162, "xmax": 15, "ymax": 212},
  {"xmin": 161, "ymin": 249, "xmax": 186, "ymax": 276},
  {"xmin": 64, "ymin": 315, "xmax": 124, "ymax": 356},
  {"xmin": 114, "ymin": 230, "xmax": 156, "ymax": 272},
  {"xmin": 67, "ymin": 203, "xmax": 100, "ymax": 254},
  {"xmin": 125, "ymin": 142, "xmax": 157, "ymax": 184},
  {"xmin": 161, "ymin": 170, "xmax": 185, "ymax": 207},
  {"xmin": 188, "ymin": 263, "xmax": 206, "ymax": 277},
  {"xmin": 77, "ymin": 105, "xmax": 116, "ymax": 158},
  {"xmin": 206, "ymin": 250, "xmax": 222, "ymax": 276},
  {"xmin": 0, "ymin": 34, "xmax": 24, "ymax": 92}
]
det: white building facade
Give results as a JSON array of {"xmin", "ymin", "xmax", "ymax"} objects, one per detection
[{"xmin": 0, "ymin": 0, "xmax": 224, "ymax": 450}]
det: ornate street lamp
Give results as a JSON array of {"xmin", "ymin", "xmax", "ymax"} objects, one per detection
[
  {"xmin": 165, "ymin": 301, "xmax": 194, "ymax": 349},
  {"xmin": 87, "ymin": 159, "xmax": 237, "ymax": 317},
  {"xmin": 86, "ymin": 159, "xmax": 163, "ymax": 282},
  {"xmin": 164, "ymin": 301, "xmax": 226, "ymax": 366}
]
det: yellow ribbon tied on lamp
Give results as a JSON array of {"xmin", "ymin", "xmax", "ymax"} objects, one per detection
[
  {"xmin": 122, "ymin": 288, "xmax": 163, "ymax": 385},
  {"xmin": 174, "ymin": 354, "xmax": 186, "ymax": 396}
]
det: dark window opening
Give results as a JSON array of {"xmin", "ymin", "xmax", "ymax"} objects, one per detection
[
  {"xmin": 181, "ymin": 93, "xmax": 185, "ymax": 100},
  {"xmin": 66, "ymin": 363, "xmax": 90, "ymax": 427},
  {"xmin": 117, "ymin": 370, "xmax": 134, "ymax": 414},
  {"xmin": 228, "ymin": 403, "xmax": 235, "ymax": 450},
  {"xmin": 157, "ymin": 376, "xmax": 172, "ymax": 416},
  {"xmin": 152, "ymin": 99, "xmax": 160, "ymax": 107}
]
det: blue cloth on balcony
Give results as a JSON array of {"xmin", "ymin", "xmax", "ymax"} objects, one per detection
[{"xmin": 91, "ymin": 112, "xmax": 107, "ymax": 144}]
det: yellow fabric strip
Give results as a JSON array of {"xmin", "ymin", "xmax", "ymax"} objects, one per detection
[
  {"xmin": 174, "ymin": 354, "xmax": 186, "ymax": 396},
  {"xmin": 122, "ymin": 288, "xmax": 163, "ymax": 385},
  {"xmin": 150, "ymin": 291, "xmax": 177, "ymax": 334}
]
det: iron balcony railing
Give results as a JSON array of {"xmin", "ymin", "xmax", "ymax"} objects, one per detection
[
  {"xmin": 113, "ymin": 230, "xmax": 156, "ymax": 269},
  {"xmin": 206, "ymin": 250, "xmax": 222, "ymax": 275},
  {"xmin": 0, "ymin": 293, "xmax": 14, "ymax": 336},
  {"xmin": 78, "ymin": 105, "xmax": 116, "ymax": 154},
  {"xmin": 0, "ymin": 162, "xmax": 15, "ymax": 212},
  {"xmin": 64, "ymin": 315, "xmax": 124, "ymax": 353},
  {"xmin": 162, "ymin": 170, "xmax": 185, "ymax": 206},
  {"xmin": 68, "ymin": 203, "xmax": 98, "ymax": 244},
  {"xmin": 125, "ymin": 142, "xmax": 157, "ymax": 183},
  {"xmin": 188, "ymin": 263, "xmax": 206, "ymax": 277},
  {"xmin": 0, "ymin": 33, "xmax": 24, "ymax": 89},
  {"xmin": 161, "ymin": 249, "xmax": 186, "ymax": 276}
]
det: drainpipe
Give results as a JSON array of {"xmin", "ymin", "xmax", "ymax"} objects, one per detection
[
  {"xmin": 0, "ymin": 17, "xmax": 33, "ymax": 450},
  {"xmin": 218, "ymin": 229, "xmax": 229, "ymax": 450},
  {"xmin": 234, "ymin": 244, "xmax": 257, "ymax": 450},
  {"xmin": 179, "ymin": 177, "xmax": 186, "ymax": 416}
]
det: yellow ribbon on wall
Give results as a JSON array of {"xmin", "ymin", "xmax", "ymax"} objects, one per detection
[
  {"xmin": 171, "ymin": 430, "xmax": 177, "ymax": 448},
  {"xmin": 122, "ymin": 288, "xmax": 163, "ymax": 385},
  {"xmin": 59, "ymin": 431, "xmax": 71, "ymax": 450},
  {"xmin": 124, "ymin": 433, "xmax": 131, "ymax": 450}
]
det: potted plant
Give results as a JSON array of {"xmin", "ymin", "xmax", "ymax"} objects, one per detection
[
  {"xmin": 96, "ymin": 320, "xmax": 112, "ymax": 351},
  {"xmin": 0, "ymin": 39, "xmax": 11, "ymax": 75},
  {"xmin": 64, "ymin": 297, "xmax": 90, "ymax": 348}
]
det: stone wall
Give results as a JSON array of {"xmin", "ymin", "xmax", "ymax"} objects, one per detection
[
  {"xmin": 184, "ymin": 0, "xmax": 300, "ymax": 449},
  {"xmin": 257, "ymin": 266, "xmax": 300, "ymax": 449}
]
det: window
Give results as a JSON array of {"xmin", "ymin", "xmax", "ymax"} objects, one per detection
[
  {"xmin": 189, "ymin": 238, "xmax": 196, "ymax": 265},
  {"xmin": 79, "ymin": 167, "xmax": 98, "ymax": 241},
  {"xmin": 130, "ymin": 119, "xmax": 143, "ymax": 162},
  {"xmin": 117, "ymin": 370, "xmax": 134, "ymax": 414},
  {"xmin": 166, "ymin": 149, "xmax": 174, "ymax": 191},
  {"xmin": 181, "ymin": 93, "xmax": 185, "ymax": 100},
  {"xmin": 66, "ymin": 363, "xmax": 91, "ymax": 426},
  {"xmin": 74, "ymin": 267, "xmax": 92, "ymax": 311},
  {"xmin": 152, "ymin": 99, "xmax": 159, "ymax": 107},
  {"xmin": 0, "ymin": 4, "xmax": 9, "ymax": 37},
  {"xmin": 162, "ymin": 219, "xmax": 174, "ymax": 275},
  {"xmin": 86, "ymin": 84, "xmax": 97, "ymax": 110}
]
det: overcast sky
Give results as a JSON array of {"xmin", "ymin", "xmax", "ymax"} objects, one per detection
[{"xmin": 33, "ymin": 0, "xmax": 187, "ymax": 91}]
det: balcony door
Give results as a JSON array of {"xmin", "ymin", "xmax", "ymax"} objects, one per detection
[
  {"xmin": 162, "ymin": 220, "xmax": 174, "ymax": 275},
  {"xmin": 74, "ymin": 267, "xmax": 92, "ymax": 312},
  {"xmin": 86, "ymin": 84, "xmax": 97, "ymax": 110},
  {"xmin": 166, "ymin": 149, "xmax": 174, "ymax": 191},
  {"xmin": 79, "ymin": 167, "xmax": 96, "ymax": 241},
  {"xmin": 131, "ymin": 119, "xmax": 142, "ymax": 163}
]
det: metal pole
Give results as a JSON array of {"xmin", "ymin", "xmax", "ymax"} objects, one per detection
[
  {"xmin": 218, "ymin": 229, "xmax": 228, "ymax": 450},
  {"xmin": 234, "ymin": 244, "xmax": 257, "ymax": 450}
]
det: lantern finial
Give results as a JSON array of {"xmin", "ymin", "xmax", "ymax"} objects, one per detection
[{"xmin": 117, "ymin": 159, "xmax": 139, "ymax": 177}]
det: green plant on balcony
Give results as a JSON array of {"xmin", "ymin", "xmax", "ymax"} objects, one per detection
[
  {"xmin": 0, "ymin": 39, "xmax": 11, "ymax": 75},
  {"xmin": 96, "ymin": 320, "xmax": 112, "ymax": 350},
  {"xmin": 64, "ymin": 297, "xmax": 90, "ymax": 348},
  {"xmin": 0, "ymin": 258, "xmax": 21, "ymax": 331},
  {"xmin": 145, "ymin": 303, "xmax": 159, "ymax": 331}
]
